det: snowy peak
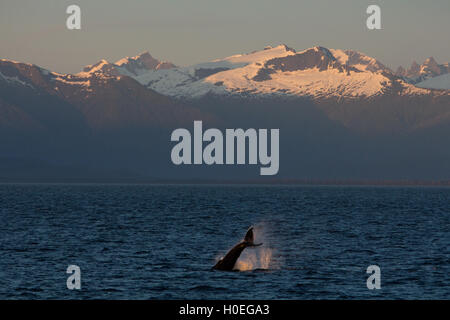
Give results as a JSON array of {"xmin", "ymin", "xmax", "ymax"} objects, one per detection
[
  {"xmin": 330, "ymin": 49, "xmax": 390, "ymax": 73},
  {"xmin": 5, "ymin": 44, "xmax": 446, "ymax": 103},
  {"xmin": 423, "ymin": 56, "xmax": 438, "ymax": 65},
  {"xmin": 219, "ymin": 44, "xmax": 296, "ymax": 63},
  {"xmin": 197, "ymin": 44, "xmax": 297, "ymax": 70},
  {"xmin": 0, "ymin": 59, "xmax": 53, "ymax": 89},
  {"xmin": 79, "ymin": 52, "xmax": 176, "ymax": 77},
  {"xmin": 421, "ymin": 57, "xmax": 441, "ymax": 75},
  {"xmin": 115, "ymin": 51, "xmax": 176, "ymax": 74},
  {"xmin": 396, "ymin": 57, "xmax": 450, "ymax": 83},
  {"xmin": 130, "ymin": 45, "xmax": 408, "ymax": 99},
  {"xmin": 81, "ymin": 59, "xmax": 119, "ymax": 76},
  {"xmin": 195, "ymin": 45, "xmax": 401, "ymax": 99},
  {"xmin": 115, "ymin": 52, "xmax": 153, "ymax": 66},
  {"xmin": 416, "ymin": 72, "xmax": 450, "ymax": 90},
  {"xmin": 68, "ymin": 45, "xmax": 450, "ymax": 100},
  {"xmin": 252, "ymin": 46, "xmax": 346, "ymax": 81}
]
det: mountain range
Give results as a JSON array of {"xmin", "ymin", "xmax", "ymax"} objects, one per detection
[
  {"xmin": 1, "ymin": 45, "xmax": 449, "ymax": 182},
  {"xmin": 395, "ymin": 57, "xmax": 450, "ymax": 85}
]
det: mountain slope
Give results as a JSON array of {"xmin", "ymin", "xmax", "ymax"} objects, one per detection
[
  {"xmin": 396, "ymin": 57, "xmax": 450, "ymax": 84},
  {"xmin": 104, "ymin": 45, "xmax": 447, "ymax": 103},
  {"xmin": 0, "ymin": 58, "xmax": 212, "ymax": 181},
  {"xmin": 1, "ymin": 46, "xmax": 450, "ymax": 181},
  {"xmin": 416, "ymin": 73, "xmax": 450, "ymax": 90},
  {"xmin": 79, "ymin": 52, "xmax": 176, "ymax": 77},
  {"xmin": 0, "ymin": 59, "xmax": 204, "ymax": 131}
]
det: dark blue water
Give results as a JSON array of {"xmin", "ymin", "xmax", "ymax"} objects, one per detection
[{"xmin": 0, "ymin": 184, "xmax": 448, "ymax": 299}]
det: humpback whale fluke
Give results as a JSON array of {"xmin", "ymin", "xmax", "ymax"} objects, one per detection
[{"xmin": 213, "ymin": 227, "xmax": 263, "ymax": 271}]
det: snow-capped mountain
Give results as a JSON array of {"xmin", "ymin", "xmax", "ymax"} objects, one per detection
[
  {"xmin": 0, "ymin": 58, "xmax": 204, "ymax": 130},
  {"xmin": 79, "ymin": 52, "xmax": 176, "ymax": 78},
  {"xmin": 132, "ymin": 44, "xmax": 298, "ymax": 98},
  {"xmin": 2, "ymin": 45, "xmax": 449, "ymax": 133},
  {"xmin": 329, "ymin": 49, "xmax": 390, "ymax": 73},
  {"xmin": 396, "ymin": 57, "xmax": 450, "ymax": 84},
  {"xmin": 88, "ymin": 45, "xmax": 443, "ymax": 100},
  {"xmin": 2, "ymin": 45, "xmax": 450, "ymax": 181},
  {"xmin": 416, "ymin": 72, "xmax": 450, "ymax": 90},
  {"xmin": 2, "ymin": 45, "xmax": 449, "ymax": 119}
]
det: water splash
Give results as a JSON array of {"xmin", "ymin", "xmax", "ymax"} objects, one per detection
[
  {"xmin": 235, "ymin": 247, "xmax": 274, "ymax": 271},
  {"xmin": 234, "ymin": 223, "xmax": 280, "ymax": 271}
]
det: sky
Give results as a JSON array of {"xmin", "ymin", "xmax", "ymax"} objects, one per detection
[{"xmin": 1, "ymin": 0, "xmax": 450, "ymax": 74}]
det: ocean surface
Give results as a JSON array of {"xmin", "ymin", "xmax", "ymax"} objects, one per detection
[{"xmin": 0, "ymin": 184, "xmax": 448, "ymax": 299}]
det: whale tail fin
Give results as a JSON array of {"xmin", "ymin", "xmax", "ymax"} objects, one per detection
[{"xmin": 244, "ymin": 227, "xmax": 263, "ymax": 247}]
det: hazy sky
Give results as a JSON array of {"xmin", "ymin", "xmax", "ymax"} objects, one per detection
[{"xmin": 1, "ymin": 0, "xmax": 449, "ymax": 74}]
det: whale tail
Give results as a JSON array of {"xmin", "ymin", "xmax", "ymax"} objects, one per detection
[
  {"xmin": 244, "ymin": 227, "xmax": 263, "ymax": 247},
  {"xmin": 212, "ymin": 226, "xmax": 263, "ymax": 271}
]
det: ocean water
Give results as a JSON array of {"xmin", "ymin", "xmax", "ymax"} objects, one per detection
[{"xmin": 0, "ymin": 184, "xmax": 448, "ymax": 299}]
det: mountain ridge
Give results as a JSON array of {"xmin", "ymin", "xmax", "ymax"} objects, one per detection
[
  {"xmin": 78, "ymin": 51, "xmax": 176, "ymax": 78},
  {"xmin": 3, "ymin": 45, "xmax": 450, "ymax": 97},
  {"xmin": 396, "ymin": 57, "xmax": 450, "ymax": 84},
  {"xmin": 90, "ymin": 45, "xmax": 447, "ymax": 100},
  {"xmin": 1, "ymin": 45, "xmax": 450, "ymax": 181}
]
